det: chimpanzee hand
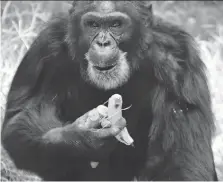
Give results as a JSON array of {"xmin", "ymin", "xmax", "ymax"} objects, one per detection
[{"xmin": 62, "ymin": 108, "xmax": 126, "ymax": 161}]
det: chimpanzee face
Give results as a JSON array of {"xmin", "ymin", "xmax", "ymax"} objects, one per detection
[{"xmin": 77, "ymin": 1, "xmax": 136, "ymax": 90}]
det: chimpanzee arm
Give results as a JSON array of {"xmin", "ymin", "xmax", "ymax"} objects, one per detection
[
  {"xmin": 137, "ymin": 21, "xmax": 218, "ymax": 181},
  {"xmin": 1, "ymin": 18, "xmax": 92, "ymax": 180},
  {"xmin": 2, "ymin": 102, "xmax": 93, "ymax": 180}
]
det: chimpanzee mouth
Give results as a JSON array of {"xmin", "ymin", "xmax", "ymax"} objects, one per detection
[{"xmin": 93, "ymin": 64, "xmax": 117, "ymax": 71}]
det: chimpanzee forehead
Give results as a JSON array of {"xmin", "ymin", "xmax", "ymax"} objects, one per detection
[
  {"xmin": 76, "ymin": 1, "xmax": 139, "ymax": 20},
  {"xmin": 95, "ymin": 1, "xmax": 115, "ymax": 13},
  {"xmin": 76, "ymin": 1, "xmax": 137, "ymax": 14}
]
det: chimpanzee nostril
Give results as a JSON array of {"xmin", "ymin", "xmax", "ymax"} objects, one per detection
[
  {"xmin": 104, "ymin": 41, "xmax": 111, "ymax": 47},
  {"xmin": 96, "ymin": 41, "xmax": 103, "ymax": 47},
  {"xmin": 96, "ymin": 40, "xmax": 111, "ymax": 47}
]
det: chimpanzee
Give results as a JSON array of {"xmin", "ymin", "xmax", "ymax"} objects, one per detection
[{"xmin": 1, "ymin": 1, "xmax": 218, "ymax": 181}]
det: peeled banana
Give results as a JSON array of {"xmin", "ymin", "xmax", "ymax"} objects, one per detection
[
  {"xmin": 107, "ymin": 94, "xmax": 134, "ymax": 146},
  {"xmin": 90, "ymin": 94, "xmax": 134, "ymax": 168}
]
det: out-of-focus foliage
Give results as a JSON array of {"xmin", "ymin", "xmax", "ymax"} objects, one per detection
[{"xmin": 1, "ymin": 1, "xmax": 223, "ymax": 181}]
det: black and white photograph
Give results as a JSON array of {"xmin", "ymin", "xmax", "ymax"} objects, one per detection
[{"xmin": 1, "ymin": 1, "xmax": 223, "ymax": 181}]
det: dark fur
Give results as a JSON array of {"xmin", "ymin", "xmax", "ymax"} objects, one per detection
[{"xmin": 1, "ymin": 1, "xmax": 218, "ymax": 181}]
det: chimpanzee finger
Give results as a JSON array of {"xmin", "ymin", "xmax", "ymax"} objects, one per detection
[
  {"xmin": 74, "ymin": 111, "xmax": 89, "ymax": 126},
  {"xmin": 85, "ymin": 105, "xmax": 109, "ymax": 128},
  {"xmin": 74, "ymin": 108, "xmax": 99, "ymax": 128},
  {"xmin": 84, "ymin": 108, "xmax": 101, "ymax": 128},
  {"xmin": 100, "ymin": 118, "xmax": 111, "ymax": 128},
  {"xmin": 92, "ymin": 117, "xmax": 126, "ymax": 138}
]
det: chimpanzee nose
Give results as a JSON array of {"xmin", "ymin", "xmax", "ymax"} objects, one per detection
[{"xmin": 96, "ymin": 40, "xmax": 111, "ymax": 47}]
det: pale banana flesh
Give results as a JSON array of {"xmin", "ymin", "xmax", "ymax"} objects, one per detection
[{"xmin": 107, "ymin": 94, "xmax": 134, "ymax": 146}]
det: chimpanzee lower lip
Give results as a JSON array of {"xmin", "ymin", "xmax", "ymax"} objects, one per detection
[{"xmin": 93, "ymin": 64, "xmax": 117, "ymax": 71}]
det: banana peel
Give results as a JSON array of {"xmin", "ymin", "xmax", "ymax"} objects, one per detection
[{"xmin": 90, "ymin": 94, "xmax": 134, "ymax": 168}]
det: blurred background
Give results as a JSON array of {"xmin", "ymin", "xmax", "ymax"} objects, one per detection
[{"xmin": 1, "ymin": 1, "xmax": 223, "ymax": 181}]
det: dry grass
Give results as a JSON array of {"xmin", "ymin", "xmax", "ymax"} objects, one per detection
[{"xmin": 1, "ymin": 1, "xmax": 223, "ymax": 181}]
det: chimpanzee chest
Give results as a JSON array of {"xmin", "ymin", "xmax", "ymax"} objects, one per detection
[
  {"xmin": 57, "ymin": 89, "xmax": 152, "ymax": 180},
  {"xmin": 80, "ymin": 141, "xmax": 147, "ymax": 181}
]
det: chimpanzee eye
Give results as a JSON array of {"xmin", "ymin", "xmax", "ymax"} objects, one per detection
[
  {"xmin": 87, "ymin": 20, "xmax": 99, "ymax": 28},
  {"xmin": 111, "ymin": 20, "xmax": 122, "ymax": 28}
]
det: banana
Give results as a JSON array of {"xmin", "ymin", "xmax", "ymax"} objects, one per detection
[
  {"xmin": 90, "ymin": 94, "xmax": 134, "ymax": 168},
  {"xmin": 107, "ymin": 94, "xmax": 134, "ymax": 146}
]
